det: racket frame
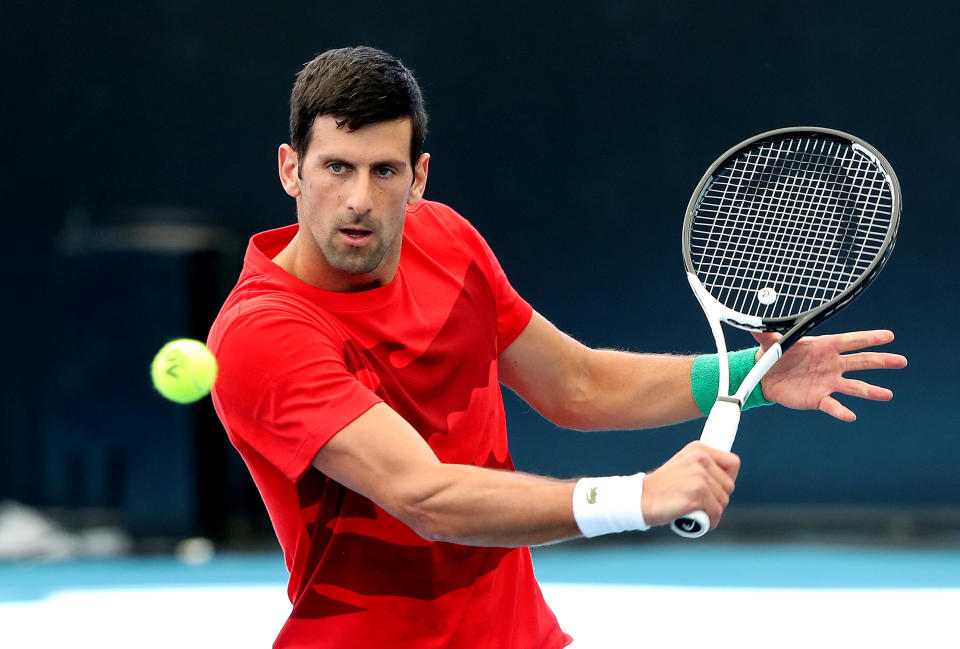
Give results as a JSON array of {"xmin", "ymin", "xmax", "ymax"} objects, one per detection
[
  {"xmin": 670, "ymin": 127, "xmax": 901, "ymax": 538},
  {"xmin": 682, "ymin": 127, "xmax": 900, "ymax": 349}
]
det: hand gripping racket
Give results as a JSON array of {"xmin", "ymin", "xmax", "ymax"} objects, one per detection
[{"xmin": 670, "ymin": 127, "xmax": 901, "ymax": 539}]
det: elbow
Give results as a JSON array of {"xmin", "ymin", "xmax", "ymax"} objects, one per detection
[
  {"xmin": 543, "ymin": 402, "xmax": 593, "ymax": 432},
  {"xmin": 544, "ymin": 349, "xmax": 604, "ymax": 431},
  {"xmin": 413, "ymin": 520, "xmax": 459, "ymax": 544},
  {"xmin": 397, "ymin": 502, "xmax": 451, "ymax": 542},
  {"xmin": 541, "ymin": 376, "xmax": 599, "ymax": 432},
  {"xmin": 381, "ymin": 475, "xmax": 463, "ymax": 543},
  {"xmin": 405, "ymin": 508, "xmax": 467, "ymax": 545}
]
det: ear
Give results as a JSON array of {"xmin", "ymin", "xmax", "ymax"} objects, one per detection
[
  {"xmin": 278, "ymin": 144, "xmax": 301, "ymax": 197},
  {"xmin": 407, "ymin": 152, "xmax": 430, "ymax": 204}
]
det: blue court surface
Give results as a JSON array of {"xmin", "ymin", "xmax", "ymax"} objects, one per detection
[{"xmin": 1, "ymin": 541, "xmax": 957, "ymax": 648}]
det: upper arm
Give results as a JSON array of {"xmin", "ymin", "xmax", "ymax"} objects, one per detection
[
  {"xmin": 311, "ymin": 402, "xmax": 445, "ymax": 529},
  {"xmin": 211, "ymin": 306, "xmax": 383, "ymax": 481},
  {"xmin": 497, "ymin": 310, "xmax": 593, "ymax": 427}
]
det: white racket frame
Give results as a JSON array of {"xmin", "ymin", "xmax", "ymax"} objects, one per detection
[{"xmin": 669, "ymin": 126, "xmax": 900, "ymax": 539}]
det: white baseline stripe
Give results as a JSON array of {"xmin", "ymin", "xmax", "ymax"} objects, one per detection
[
  {"xmin": 542, "ymin": 583, "xmax": 959, "ymax": 649},
  {"xmin": 0, "ymin": 583, "xmax": 955, "ymax": 649}
]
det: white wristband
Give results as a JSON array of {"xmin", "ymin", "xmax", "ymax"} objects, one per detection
[{"xmin": 572, "ymin": 473, "xmax": 650, "ymax": 538}]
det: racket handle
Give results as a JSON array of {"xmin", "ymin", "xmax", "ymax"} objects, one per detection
[
  {"xmin": 698, "ymin": 396, "xmax": 742, "ymax": 452},
  {"xmin": 671, "ymin": 398, "xmax": 743, "ymax": 539}
]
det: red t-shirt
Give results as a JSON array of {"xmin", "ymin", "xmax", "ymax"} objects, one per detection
[{"xmin": 208, "ymin": 199, "xmax": 572, "ymax": 649}]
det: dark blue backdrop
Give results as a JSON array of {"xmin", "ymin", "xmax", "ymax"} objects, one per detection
[{"xmin": 2, "ymin": 0, "xmax": 956, "ymax": 535}]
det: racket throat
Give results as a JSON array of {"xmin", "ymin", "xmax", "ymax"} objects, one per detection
[
  {"xmin": 714, "ymin": 394, "xmax": 743, "ymax": 407},
  {"xmin": 732, "ymin": 342, "xmax": 783, "ymax": 403}
]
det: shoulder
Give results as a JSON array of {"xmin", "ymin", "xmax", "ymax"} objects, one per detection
[
  {"xmin": 208, "ymin": 292, "xmax": 349, "ymax": 417},
  {"xmin": 407, "ymin": 198, "xmax": 476, "ymax": 234},
  {"xmin": 209, "ymin": 290, "xmax": 342, "ymax": 367},
  {"xmin": 405, "ymin": 198, "xmax": 490, "ymax": 251}
]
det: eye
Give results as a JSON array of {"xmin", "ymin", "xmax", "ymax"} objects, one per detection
[
  {"xmin": 328, "ymin": 162, "xmax": 347, "ymax": 175},
  {"xmin": 374, "ymin": 166, "xmax": 396, "ymax": 178}
]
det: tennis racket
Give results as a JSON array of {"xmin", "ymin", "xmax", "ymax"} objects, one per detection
[{"xmin": 670, "ymin": 126, "xmax": 901, "ymax": 539}]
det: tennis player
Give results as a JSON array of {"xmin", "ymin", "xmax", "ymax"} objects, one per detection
[{"xmin": 207, "ymin": 46, "xmax": 907, "ymax": 649}]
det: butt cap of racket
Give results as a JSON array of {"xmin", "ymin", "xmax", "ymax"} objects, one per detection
[{"xmin": 671, "ymin": 511, "xmax": 710, "ymax": 538}]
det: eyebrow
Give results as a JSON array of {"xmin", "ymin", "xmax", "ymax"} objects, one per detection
[
  {"xmin": 320, "ymin": 155, "xmax": 408, "ymax": 170},
  {"xmin": 372, "ymin": 158, "xmax": 409, "ymax": 170}
]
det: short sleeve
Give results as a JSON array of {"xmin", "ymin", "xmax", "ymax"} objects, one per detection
[
  {"xmin": 454, "ymin": 218, "xmax": 533, "ymax": 353},
  {"xmin": 211, "ymin": 305, "xmax": 382, "ymax": 482}
]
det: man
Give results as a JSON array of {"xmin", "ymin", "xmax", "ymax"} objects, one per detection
[{"xmin": 208, "ymin": 46, "xmax": 906, "ymax": 648}]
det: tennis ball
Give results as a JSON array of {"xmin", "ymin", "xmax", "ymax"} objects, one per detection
[{"xmin": 150, "ymin": 338, "xmax": 218, "ymax": 404}]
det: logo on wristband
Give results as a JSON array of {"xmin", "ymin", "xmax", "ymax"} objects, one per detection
[{"xmin": 587, "ymin": 486, "xmax": 597, "ymax": 504}]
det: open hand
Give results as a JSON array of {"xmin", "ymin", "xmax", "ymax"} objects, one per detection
[{"xmin": 753, "ymin": 329, "xmax": 908, "ymax": 422}]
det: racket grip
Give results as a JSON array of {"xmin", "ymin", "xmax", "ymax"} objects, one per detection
[
  {"xmin": 671, "ymin": 398, "xmax": 743, "ymax": 539},
  {"xmin": 698, "ymin": 397, "xmax": 742, "ymax": 452}
]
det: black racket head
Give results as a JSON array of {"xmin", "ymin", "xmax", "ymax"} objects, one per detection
[{"xmin": 682, "ymin": 127, "xmax": 900, "ymax": 336}]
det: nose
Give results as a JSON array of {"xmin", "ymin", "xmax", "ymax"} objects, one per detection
[{"xmin": 344, "ymin": 173, "xmax": 374, "ymax": 216}]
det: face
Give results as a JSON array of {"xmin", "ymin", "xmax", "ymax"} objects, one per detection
[{"xmin": 278, "ymin": 115, "xmax": 429, "ymax": 291}]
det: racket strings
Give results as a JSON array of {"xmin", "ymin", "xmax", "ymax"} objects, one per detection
[
  {"xmin": 690, "ymin": 136, "xmax": 894, "ymax": 320},
  {"xmin": 737, "ymin": 140, "xmax": 872, "ymax": 314}
]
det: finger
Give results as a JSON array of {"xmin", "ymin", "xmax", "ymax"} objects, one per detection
[
  {"xmin": 836, "ymin": 378, "xmax": 894, "ymax": 401},
  {"xmin": 691, "ymin": 442, "xmax": 741, "ymax": 480},
  {"xmin": 842, "ymin": 351, "xmax": 909, "ymax": 372},
  {"xmin": 833, "ymin": 329, "xmax": 896, "ymax": 353},
  {"xmin": 705, "ymin": 456, "xmax": 737, "ymax": 496},
  {"xmin": 818, "ymin": 395, "xmax": 856, "ymax": 422},
  {"xmin": 695, "ymin": 446, "xmax": 739, "ymax": 496},
  {"xmin": 751, "ymin": 331, "xmax": 783, "ymax": 349},
  {"xmin": 706, "ymin": 494, "xmax": 727, "ymax": 531},
  {"xmin": 712, "ymin": 450, "xmax": 741, "ymax": 482},
  {"xmin": 702, "ymin": 475, "xmax": 734, "ymax": 530}
]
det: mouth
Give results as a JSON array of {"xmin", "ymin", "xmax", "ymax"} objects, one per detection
[{"xmin": 339, "ymin": 226, "xmax": 374, "ymax": 246}]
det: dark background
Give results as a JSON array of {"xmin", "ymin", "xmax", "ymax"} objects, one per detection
[{"xmin": 2, "ymin": 1, "xmax": 956, "ymax": 542}]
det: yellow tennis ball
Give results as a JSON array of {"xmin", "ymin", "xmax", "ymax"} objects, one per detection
[{"xmin": 150, "ymin": 339, "xmax": 218, "ymax": 404}]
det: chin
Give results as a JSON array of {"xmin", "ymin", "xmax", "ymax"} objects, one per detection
[{"xmin": 329, "ymin": 252, "xmax": 385, "ymax": 276}]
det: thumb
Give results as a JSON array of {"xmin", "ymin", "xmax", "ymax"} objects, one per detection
[{"xmin": 751, "ymin": 331, "xmax": 782, "ymax": 350}]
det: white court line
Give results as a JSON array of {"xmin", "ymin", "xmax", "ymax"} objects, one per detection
[
  {"xmin": 0, "ymin": 585, "xmax": 290, "ymax": 648},
  {"xmin": 0, "ymin": 583, "xmax": 955, "ymax": 648},
  {"xmin": 544, "ymin": 584, "xmax": 959, "ymax": 648}
]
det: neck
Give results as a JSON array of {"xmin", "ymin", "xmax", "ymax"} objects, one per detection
[{"xmin": 272, "ymin": 231, "xmax": 398, "ymax": 292}]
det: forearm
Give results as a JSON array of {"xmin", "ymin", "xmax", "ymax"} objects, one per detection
[
  {"xmin": 391, "ymin": 441, "xmax": 739, "ymax": 545},
  {"xmin": 555, "ymin": 349, "xmax": 702, "ymax": 431},
  {"xmin": 499, "ymin": 312, "xmax": 703, "ymax": 432},
  {"xmin": 391, "ymin": 463, "xmax": 580, "ymax": 547},
  {"xmin": 312, "ymin": 403, "xmax": 582, "ymax": 547}
]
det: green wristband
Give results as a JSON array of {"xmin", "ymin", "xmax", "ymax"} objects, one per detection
[{"xmin": 691, "ymin": 347, "xmax": 774, "ymax": 415}]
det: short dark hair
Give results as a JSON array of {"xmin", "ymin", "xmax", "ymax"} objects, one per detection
[{"xmin": 289, "ymin": 46, "xmax": 428, "ymax": 172}]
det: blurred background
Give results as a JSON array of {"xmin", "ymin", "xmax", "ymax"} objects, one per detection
[{"xmin": 1, "ymin": 0, "xmax": 957, "ymax": 561}]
